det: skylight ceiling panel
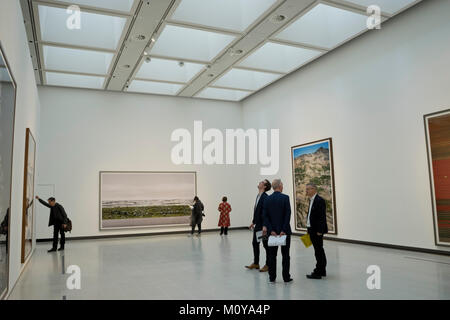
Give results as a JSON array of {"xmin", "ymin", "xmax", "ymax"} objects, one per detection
[
  {"xmin": 46, "ymin": 72, "xmax": 105, "ymax": 89},
  {"xmin": 51, "ymin": 0, "xmax": 136, "ymax": 13},
  {"xmin": 342, "ymin": 0, "xmax": 419, "ymax": 15},
  {"xmin": 238, "ymin": 42, "xmax": 322, "ymax": 73},
  {"xmin": 196, "ymin": 87, "xmax": 251, "ymax": 101},
  {"xmin": 127, "ymin": 80, "xmax": 184, "ymax": 96},
  {"xmin": 275, "ymin": 3, "xmax": 368, "ymax": 50},
  {"xmin": 38, "ymin": 5, "xmax": 127, "ymax": 50},
  {"xmin": 136, "ymin": 58, "xmax": 205, "ymax": 83},
  {"xmin": 171, "ymin": 0, "xmax": 278, "ymax": 32},
  {"xmin": 213, "ymin": 68, "xmax": 282, "ymax": 91},
  {"xmin": 43, "ymin": 45, "xmax": 114, "ymax": 75},
  {"xmin": 150, "ymin": 25, "xmax": 236, "ymax": 62}
]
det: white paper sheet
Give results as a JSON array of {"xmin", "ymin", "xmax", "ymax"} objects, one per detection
[
  {"xmin": 268, "ymin": 235, "xmax": 287, "ymax": 247},
  {"xmin": 256, "ymin": 231, "xmax": 263, "ymax": 243}
]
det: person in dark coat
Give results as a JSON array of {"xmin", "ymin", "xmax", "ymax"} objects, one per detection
[
  {"xmin": 262, "ymin": 179, "xmax": 293, "ymax": 283},
  {"xmin": 246, "ymin": 179, "xmax": 271, "ymax": 272},
  {"xmin": 0, "ymin": 208, "xmax": 9, "ymax": 253},
  {"xmin": 305, "ymin": 183, "xmax": 328, "ymax": 279},
  {"xmin": 190, "ymin": 196, "xmax": 204, "ymax": 237},
  {"xmin": 36, "ymin": 196, "xmax": 68, "ymax": 252}
]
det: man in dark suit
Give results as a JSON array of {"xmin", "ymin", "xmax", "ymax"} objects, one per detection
[
  {"xmin": 305, "ymin": 183, "xmax": 328, "ymax": 279},
  {"xmin": 36, "ymin": 196, "xmax": 68, "ymax": 252},
  {"xmin": 262, "ymin": 179, "xmax": 293, "ymax": 283},
  {"xmin": 245, "ymin": 179, "xmax": 271, "ymax": 272}
]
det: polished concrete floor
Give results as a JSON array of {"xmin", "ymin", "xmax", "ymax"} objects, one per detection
[{"xmin": 8, "ymin": 230, "xmax": 450, "ymax": 300}]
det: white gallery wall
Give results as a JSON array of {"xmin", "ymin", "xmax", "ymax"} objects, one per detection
[
  {"xmin": 36, "ymin": 0, "xmax": 450, "ymax": 253},
  {"xmin": 37, "ymin": 87, "xmax": 249, "ymax": 238},
  {"xmin": 242, "ymin": 0, "xmax": 450, "ymax": 251},
  {"xmin": 0, "ymin": 0, "xmax": 41, "ymax": 295}
]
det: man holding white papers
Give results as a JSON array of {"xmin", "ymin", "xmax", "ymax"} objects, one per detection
[
  {"xmin": 262, "ymin": 179, "xmax": 293, "ymax": 283},
  {"xmin": 246, "ymin": 180, "xmax": 271, "ymax": 272},
  {"xmin": 305, "ymin": 183, "xmax": 328, "ymax": 280}
]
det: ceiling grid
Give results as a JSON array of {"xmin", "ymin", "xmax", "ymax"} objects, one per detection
[{"xmin": 19, "ymin": 0, "xmax": 423, "ymax": 101}]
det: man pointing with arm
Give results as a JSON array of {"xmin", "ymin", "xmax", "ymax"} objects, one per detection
[{"xmin": 36, "ymin": 196, "xmax": 68, "ymax": 252}]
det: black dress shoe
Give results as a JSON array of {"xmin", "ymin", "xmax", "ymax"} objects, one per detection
[
  {"xmin": 284, "ymin": 278, "xmax": 294, "ymax": 283},
  {"xmin": 315, "ymin": 270, "xmax": 326, "ymax": 277},
  {"xmin": 306, "ymin": 273, "xmax": 322, "ymax": 279},
  {"xmin": 48, "ymin": 248, "xmax": 57, "ymax": 252},
  {"xmin": 58, "ymin": 247, "xmax": 65, "ymax": 251}
]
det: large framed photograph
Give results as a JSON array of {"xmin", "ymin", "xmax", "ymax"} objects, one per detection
[
  {"xmin": 100, "ymin": 171, "xmax": 197, "ymax": 230},
  {"xmin": 21, "ymin": 128, "xmax": 36, "ymax": 263},
  {"xmin": 424, "ymin": 109, "xmax": 450, "ymax": 247},
  {"xmin": 0, "ymin": 43, "xmax": 17, "ymax": 299},
  {"xmin": 291, "ymin": 138, "xmax": 337, "ymax": 234}
]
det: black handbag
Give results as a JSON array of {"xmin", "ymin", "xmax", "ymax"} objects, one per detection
[{"xmin": 63, "ymin": 218, "xmax": 72, "ymax": 233}]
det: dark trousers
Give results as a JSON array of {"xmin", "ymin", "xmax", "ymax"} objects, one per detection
[
  {"xmin": 267, "ymin": 235, "xmax": 291, "ymax": 281},
  {"xmin": 52, "ymin": 224, "xmax": 65, "ymax": 249},
  {"xmin": 252, "ymin": 229, "xmax": 268, "ymax": 265},
  {"xmin": 308, "ymin": 228, "xmax": 327, "ymax": 274},
  {"xmin": 220, "ymin": 227, "xmax": 228, "ymax": 235},
  {"xmin": 191, "ymin": 223, "xmax": 201, "ymax": 234}
]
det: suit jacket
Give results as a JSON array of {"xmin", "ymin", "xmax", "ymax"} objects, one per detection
[
  {"xmin": 262, "ymin": 191, "xmax": 292, "ymax": 235},
  {"xmin": 252, "ymin": 192, "xmax": 268, "ymax": 231},
  {"xmin": 307, "ymin": 194, "xmax": 328, "ymax": 234},
  {"xmin": 39, "ymin": 199, "xmax": 68, "ymax": 226}
]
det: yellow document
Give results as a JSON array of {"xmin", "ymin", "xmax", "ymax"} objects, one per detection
[{"xmin": 300, "ymin": 234, "xmax": 312, "ymax": 248}]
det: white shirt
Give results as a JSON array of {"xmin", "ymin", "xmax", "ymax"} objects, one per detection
[
  {"xmin": 306, "ymin": 193, "xmax": 317, "ymax": 228},
  {"xmin": 254, "ymin": 193, "xmax": 262, "ymax": 211}
]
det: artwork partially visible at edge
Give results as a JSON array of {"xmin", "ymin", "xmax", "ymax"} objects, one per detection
[
  {"xmin": 291, "ymin": 138, "xmax": 337, "ymax": 234},
  {"xmin": 424, "ymin": 109, "xmax": 450, "ymax": 246},
  {"xmin": 100, "ymin": 171, "xmax": 197, "ymax": 230},
  {"xmin": 0, "ymin": 43, "xmax": 17, "ymax": 299},
  {"xmin": 21, "ymin": 128, "xmax": 36, "ymax": 263}
]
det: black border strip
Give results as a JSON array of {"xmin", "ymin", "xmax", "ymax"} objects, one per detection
[{"xmin": 292, "ymin": 233, "xmax": 450, "ymax": 256}]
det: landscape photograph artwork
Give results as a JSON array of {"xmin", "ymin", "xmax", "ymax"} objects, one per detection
[
  {"xmin": 100, "ymin": 171, "xmax": 196, "ymax": 230},
  {"xmin": 425, "ymin": 109, "xmax": 450, "ymax": 246},
  {"xmin": 291, "ymin": 138, "xmax": 337, "ymax": 234}
]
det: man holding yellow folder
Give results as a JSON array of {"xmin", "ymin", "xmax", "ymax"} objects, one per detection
[{"xmin": 305, "ymin": 183, "xmax": 328, "ymax": 279}]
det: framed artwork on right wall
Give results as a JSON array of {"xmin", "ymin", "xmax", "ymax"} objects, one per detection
[
  {"xmin": 424, "ymin": 109, "xmax": 450, "ymax": 246},
  {"xmin": 291, "ymin": 138, "xmax": 337, "ymax": 234}
]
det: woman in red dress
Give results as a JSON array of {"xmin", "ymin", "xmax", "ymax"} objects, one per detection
[{"xmin": 218, "ymin": 196, "xmax": 231, "ymax": 235}]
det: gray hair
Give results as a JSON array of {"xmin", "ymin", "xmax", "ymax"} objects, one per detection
[
  {"xmin": 272, "ymin": 179, "xmax": 282, "ymax": 190},
  {"xmin": 306, "ymin": 183, "xmax": 317, "ymax": 190}
]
